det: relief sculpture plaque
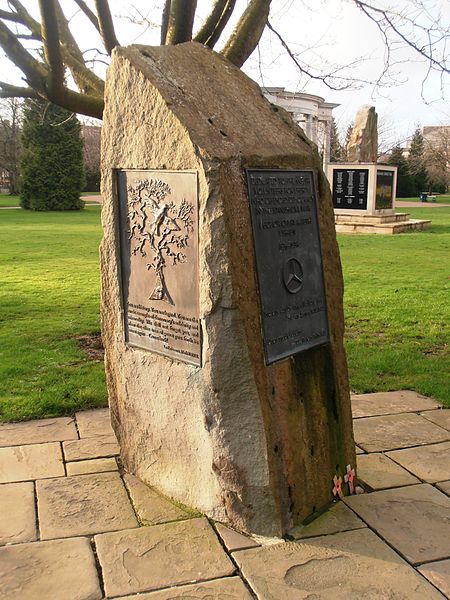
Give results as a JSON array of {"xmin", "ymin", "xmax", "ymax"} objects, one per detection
[
  {"xmin": 117, "ymin": 170, "xmax": 200, "ymax": 366},
  {"xmin": 247, "ymin": 169, "xmax": 329, "ymax": 364}
]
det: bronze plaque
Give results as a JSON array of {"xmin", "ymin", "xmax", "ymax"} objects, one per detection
[
  {"xmin": 247, "ymin": 169, "xmax": 329, "ymax": 365},
  {"xmin": 117, "ymin": 170, "xmax": 200, "ymax": 366}
]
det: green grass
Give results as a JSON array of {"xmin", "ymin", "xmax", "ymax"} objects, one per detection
[
  {"xmin": 339, "ymin": 207, "xmax": 450, "ymax": 406},
  {"xmin": 398, "ymin": 194, "xmax": 450, "ymax": 204},
  {"xmin": 0, "ymin": 194, "xmax": 20, "ymax": 207},
  {"xmin": 1, "ymin": 204, "xmax": 448, "ymax": 422},
  {"xmin": 0, "ymin": 206, "xmax": 107, "ymax": 421}
]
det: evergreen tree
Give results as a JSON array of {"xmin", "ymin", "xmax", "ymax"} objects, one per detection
[
  {"xmin": 407, "ymin": 127, "xmax": 428, "ymax": 196},
  {"xmin": 329, "ymin": 118, "xmax": 344, "ymax": 162},
  {"xmin": 388, "ymin": 145, "xmax": 414, "ymax": 198},
  {"xmin": 20, "ymin": 99, "xmax": 84, "ymax": 210}
]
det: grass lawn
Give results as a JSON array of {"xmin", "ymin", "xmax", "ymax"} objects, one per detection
[
  {"xmin": 0, "ymin": 204, "xmax": 448, "ymax": 422},
  {"xmin": 0, "ymin": 194, "xmax": 20, "ymax": 207},
  {"xmin": 0, "ymin": 205, "xmax": 107, "ymax": 421},
  {"xmin": 398, "ymin": 194, "xmax": 450, "ymax": 204},
  {"xmin": 339, "ymin": 206, "xmax": 450, "ymax": 406}
]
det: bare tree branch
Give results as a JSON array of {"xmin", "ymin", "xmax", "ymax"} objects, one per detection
[
  {"xmin": 160, "ymin": 0, "xmax": 171, "ymax": 45},
  {"xmin": 0, "ymin": 9, "xmax": 26, "ymax": 24},
  {"xmin": 94, "ymin": 0, "xmax": 119, "ymax": 55},
  {"xmin": 39, "ymin": 0, "xmax": 65, "ymax": 96},
  {"xmin": 165, "ymin": 0, "xmax": 198, "ymax": 45},
  {"xmin": 0, "ymin": 21, "xmax": 47, "ymax": 93},
  {"xmin": 0, "ymin": 81, "xmax": 39, "ymax": 99},
  {"xmin": 72, "ymin": 0, "xmax": 100, "ymax": 32},
  {"xmin": 194, "ymin": 0, "xmax": 237, "ymax": 48},
  {"xmin": 222, "ymin": 0, "xmax": 272, "ymax": 67}
]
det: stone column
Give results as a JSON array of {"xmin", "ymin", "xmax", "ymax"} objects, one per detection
[{"xmin": 322, "ymin": 119, "xmax": 331, "ymax": 168}]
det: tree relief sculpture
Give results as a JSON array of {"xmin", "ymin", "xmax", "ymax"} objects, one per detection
[{"xmin": 127, "ymin": 178, "xmax": 194, "ymax": 305}]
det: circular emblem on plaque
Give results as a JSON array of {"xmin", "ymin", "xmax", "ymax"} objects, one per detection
[{"xmin": 283, "ymin": 258, "xmax": 304, "ymax": 294}]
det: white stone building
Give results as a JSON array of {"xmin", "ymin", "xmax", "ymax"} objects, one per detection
[{"xmin": 262, "ymin": 87, "xmax": 339, "ymax": 167}]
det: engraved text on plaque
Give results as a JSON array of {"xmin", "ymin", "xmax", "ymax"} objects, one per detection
[
  {"xmin": 117, "ymin": 170, "xmax": 200, "ymax": 366},
  {"xmin": 247, "ymin": 169, "xmax": 329, "ymax": 364}
]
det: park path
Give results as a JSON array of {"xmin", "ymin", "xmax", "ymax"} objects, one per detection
[{"xmin": 0, "ymin": 391, "xmax": 449, "ymax": 599}]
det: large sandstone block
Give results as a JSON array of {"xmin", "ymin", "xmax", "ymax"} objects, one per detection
[{"xmin": 101, "ymin": 42, "xmax": 354, "ymax": 536}]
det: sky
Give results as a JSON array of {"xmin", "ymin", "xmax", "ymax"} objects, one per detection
[{"xmin": 0, "ymin": 0, "xmax": 448, "ymax": 145}]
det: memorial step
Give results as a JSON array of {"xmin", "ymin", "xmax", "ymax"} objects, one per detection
[
  {"xmin": 335, "ymin": 212, "xmax": 410, "ymax": 224},
  {"xmin": 335, "ymin": 219, "xmax": 431, "ymax": 235}
]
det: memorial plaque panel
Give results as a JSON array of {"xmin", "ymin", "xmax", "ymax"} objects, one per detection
[
  {"xmin": 247, "ymin": 169, "xmax": 329, "ymax": 364},
  {"xmin": 117, "ymin": 170, "xmax": 200, "ymax": 366},
  {"xmin": 375, "ymin": 169, "xmax": 394, "ymax": 209},
  {"xmin": 332, "ymin": 168, "xmax": 369, "ymax": 209}
]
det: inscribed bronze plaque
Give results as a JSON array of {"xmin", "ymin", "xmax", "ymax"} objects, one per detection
[
  {"xmin": 247, "ymin": 169, "xmax": 329, "ymax": 364},
  {"xmin": 117, "ymin": 170, "xmax": 200, "ymax": 366}
]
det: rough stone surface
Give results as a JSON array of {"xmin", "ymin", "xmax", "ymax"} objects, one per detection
[
  {"xmin": 0, "ymin": 417, "xmax": 77, "ymax": 447},
  {"xmin": 215, "ymin": 523, "xmax": 260, "ymax": 552},
  {"xmin": 234, "ymin": 528, "xmax": 443, "ymax": 599},
  {"xmin": 123, "ymin": 473, "xmax": 189, "ymax": 525},
  {"xmin": 289, "ymin": 502, "xmax": 366, "ymax": 540},
  {"xmin": 421, "ymin": 409, "xmax": 450, "ymax": 432},
  {"xmin": 418, "ymin": 559, "xmax": 450, "ymax": 598},
  {"xmin": 118, "ymin": 577, "xmax": 253, "ymax": 599},
  {"xmin": 62, "ymin": 435, "xmax": 119, "ymax": 461},
  {"xmin": 353, "ymin": 413, "xmax": 449, "ymax": 452},
  {"xmin": 437, "ymin": 481, "xmax": 450, "ymax": 496},
  {"xmin": 0, "ymin": 442, "xmax": 64, "ymax": 483},
  {"xmin": 0, "ymin": 537, "xmax": 102, "ymax": 600},
  {"xmin": 345, "ymin": 484, "xmax": 450, "ymax": 564},
  {"xmin": 66, "ymin": 457, "xmax": 118, "ymax": 476},
  {"xmin": 95, "ymin": 517, "xmax": 235, "ymax": 597},
  {"xmin": 37, "ymin": 472, "xmax": 138, "ymax": 539},
  {"xmin": 387, "ymin": 442, "xmax": 450, "ymax": 483},
  {"xmin": 75, "ymin": 408, "xmax": 115, "ymax": 438},
  {"xmin": 0, "ymin": 482, "xmax": 36, "ymax": 545},
  {"xmin": 357, "ymin": 452, "xmax": 420, "ymax": 489},
  {"xmin": 355, "ymin": 445, "xmax": 364, "ymax": 454},
  {"xmin": 101, "ymin": 41, "xmax": 355, "ymax": 537},
  {"xmin": 346, "ymin": 105, "xmax": 378, "ymax": 163},
  {"xmin": 351, "ymin": 390, "xmax": 440, "ymax": 419}
]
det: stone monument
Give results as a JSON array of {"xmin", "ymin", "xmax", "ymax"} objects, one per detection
[
  {"xmin": 101, "ymin": 42, "xmax": 355, "ymax": 538},
  {"xmin": 327, "ymin": 105, "xmax": 430, "ymax": 234}
]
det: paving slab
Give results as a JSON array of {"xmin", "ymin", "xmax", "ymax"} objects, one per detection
[
  {"xmin": 95, "ymin": 517, "xmax": 235, "ymax": 598},
  {"xmin": 421, "ymin": 409, "xmax": 450, "ymax": 432},
  {"xmin": 357, "ymin": 452, "xmax": 420, "ymax": 489},
  {"xmin": 353, "ymin": 412, "xmax": 449, "ymax": 453},
  {"xmin": 234, "ymin": 528, "xmax": 444, "ymax": 599},
  {"xmin": 351, "ymin": 390, "xmax": 440, "ymax": 418},
  {"xmin": 0, "ymin": 482, "xmax": 36, "ymax": 545},
  {"xmin": 75, "ymin": 408, "xmax": 115, "ymax": 438},
  {"xmin": 387, "ymin": 442, "xmax": 450, "ymax": 483},
  {"xmin": 66, "ymin": 457, "xmax": 118, "ymax": 476},
  {"xmin": 0, "ymin": 417, "xmax": 77, "ymax": 447},
  {"xmin": 437, "ymin": 481, "xmax": 450, "ymax": 496},
  {"xmin": 118, "ymin": 577, "xmax": 253, "ymax": 599},
  {"xmin": 123, "ymin": 473, "xmax": 189, "ymax": 525},
  {"xmin": 289, "ymin": 502, "xmax": 366, "ymax": 540},
  {"xmin": 62, "ymin": 435, "xmax": 119, "ymax": 461},
  {"xmin": 37, "ymin": 471, "xmax": 138, "ymax": 539},
  {"xmin": 215, "ymin": 523, "xmax": 260, "ymax": 552},
  {"xmin": 0, "ymin": 537, "xmax": 102, "ymax": 600},
  {"xmin": 345, "ymin": 483, "xmax": 450, "ymax": 565},
  {"xmin": 418, "ymin": 559, "xmax": 450, "ymax": 598},
  {"xmin": 0, "ymin": 442, "xmax": 64, "ymax": 483}
]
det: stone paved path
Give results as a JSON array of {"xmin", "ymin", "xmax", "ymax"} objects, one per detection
[{"xmin": 0, "ymin": 393, "xmax": 449, "ymax": 599}]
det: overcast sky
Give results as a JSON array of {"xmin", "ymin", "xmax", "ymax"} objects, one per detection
[{"xmin": 0, "ymin": 0, "xmax": 448, "ymax": 144}]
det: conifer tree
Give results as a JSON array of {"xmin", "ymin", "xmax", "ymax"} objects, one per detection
[
  {"xmin": 388, "ymin": 145, "xmax": 414, "ymax": 198},
  {"xmin": 20, "ymin": 99, "xmax": 84, "ymax": 210},
  {"xmin": 329, "ymin": 118, "xmax": 344, "ymax": 162},
  {"xmin": 407, "ymin": 127, "xmax": 428, "ymax": 196}
]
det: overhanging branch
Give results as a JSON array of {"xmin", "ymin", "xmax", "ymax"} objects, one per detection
[
  {"xmin": 165, "ymin": 0, "xmax": 198, "ymax": 45},
  {"xmin": 73, "ymin": 0, "xmax": 100, "ymax": 32},
  {"xmin": 94, "ymin": 0, "xmax": 119, "ymax": 55},
  {"xmin": 221, "ymin": 0, "xmax": 271, "ymax": 67},
  {"xmin": 194, "ymin": 0, "xmax": 237, "ymax": 47}
]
